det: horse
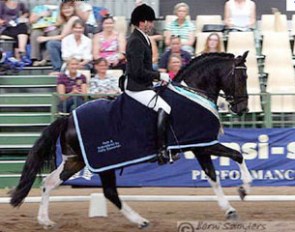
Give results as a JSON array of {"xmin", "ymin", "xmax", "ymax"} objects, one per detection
[{"xmin": 10, "ymin": 52, "xmax": 252, "ymax": 229}]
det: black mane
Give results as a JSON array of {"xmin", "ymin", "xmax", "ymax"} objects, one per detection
[{"xmin": 174, "ymin": 52, "xmax": 235, "ymax": 83}]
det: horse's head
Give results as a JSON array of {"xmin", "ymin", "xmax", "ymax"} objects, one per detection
[
  {"xmin": 173, "ymin": 52, "xmax": 249, "ymax": 116},
  {"xmin": 224, "ymin": 51, "xmax": 249, "ymax": 116}
]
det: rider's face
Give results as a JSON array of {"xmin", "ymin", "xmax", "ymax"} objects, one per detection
[{"xmin": 142, "ymin": 20, "xmax": 154, "ymax": 34}]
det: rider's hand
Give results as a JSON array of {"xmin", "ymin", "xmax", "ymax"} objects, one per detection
[{"xmin": 160, "ymin": 73, "xmax": 171, "ymax": 83}]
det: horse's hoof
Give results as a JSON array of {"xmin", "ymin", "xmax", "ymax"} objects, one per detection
[
  {"xmin": 138, "ymin": 220, "xmax": 150, "ymax": 229},
  {"xmin": 38, "ymin": 219, "xmax": 56, "ymax": 230},
  {"xmin": 226, "ymin": 210, "xmax": 239, "ymax": 221},
  {"xmin": 238, "ymin": 186, "xmax": 247, "ymax": 200},
  {"xmin": 43, "ymin": 223, "xmax": 56, "ymax": 230}
]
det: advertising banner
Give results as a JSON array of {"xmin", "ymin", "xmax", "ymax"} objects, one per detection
[{"xmin": 57, "ymin": 128, "xmax": 295, "ymax": 187}]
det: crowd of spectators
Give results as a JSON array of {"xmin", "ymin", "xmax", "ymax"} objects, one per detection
[{"xmin": 0, "ymin": 0, "xmax": 257, "ymax": 112}]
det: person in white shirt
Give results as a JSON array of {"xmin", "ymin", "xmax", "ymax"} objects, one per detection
[
  {"xmin": 224, "ymin": 0, "xmax": 256, "ymax": 31},
  {"xmin": 62, "ymin": 19, "xmax": 92, "ymax": 70}
]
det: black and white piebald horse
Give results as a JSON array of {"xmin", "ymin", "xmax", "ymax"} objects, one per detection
[{"xmin": 10, "ymin": 52, "xmax": 252, "ymax": 229}]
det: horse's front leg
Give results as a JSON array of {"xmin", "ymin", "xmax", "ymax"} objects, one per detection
[
  {"xmin": 204, "ymin": 143, "xmax": 253, "ymax": 199},
  {"xmin": 193, "ymin": 150, "xmax": 238, "ymax": 220},
  {"xmin": 99, "ymin": 170, "xmax": 149, "ymax": 229}
]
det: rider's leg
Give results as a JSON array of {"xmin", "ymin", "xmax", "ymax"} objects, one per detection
[
  {"xmin": 125, "ymin": 89, "xmax": 171, "ymax": 162},
  {"xmin": 157, "ymin": 108, "xmax": 170, "ymax": 161}
]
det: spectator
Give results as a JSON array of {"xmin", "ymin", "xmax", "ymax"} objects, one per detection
[
  {"xmin": 150, "ymin": 36, "xmax": 159, "ymax": 70},
  {"xmin": 167, "ymin": 53, "xmax": 182, "ymax": 80},
  {"xmin": 224, "ymin": 0, "xmax": 256, "ymax": 31},
  {"xmin": 29, "ymin": 5, "xmax": 59, "ymax": 66},
  {"xmin": 89, "ymin": 57, "xmax": 121, "ymax": 95},
  {"xmin": 0, "ymin": 0, "xmax": 29, "ymax": 60},
  {"xmin": 92, "ymin": 15, "xmax": 126, "ymax": 70},
  {"xmin": 201, "ymin": 32, "xmax": 222, "ymax": 54},
  {"xmin": 61, "ymin": 19, "xmax": 92, "ymax": 70},
  {"xmin": 73, "ymin": 1, "xmax": 98, "ymax": 37},
  {"xmin": 159, "ymin": 35, "xmax": 191, "ymax": 73},
  {"xmin": 38, "ymin": 1, "xmax": 79, "ymax": 74},
  {"xmin": 135, "ymin": 0, "xmax": 144, "ymax": 7},
  {"xmin": 164, "ymin": 2, "xmax": 195, "ymax": 54},
  {"xmin": 37, "ymin": 1, "xmax": 79, "ymax": 43},
  {"xmin": 57, "ymin": 57, "xmax": 87, "ymax": 113}
]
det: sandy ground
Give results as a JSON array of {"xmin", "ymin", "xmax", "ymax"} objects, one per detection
[{"xmin": 0, "ymin": 187, "xmax": 295, "ymax": 232}]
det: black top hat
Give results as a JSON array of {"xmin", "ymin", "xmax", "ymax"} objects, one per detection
[{"xmin": 131, "ymin": 4, "xmax": 156, "ymax": 26}]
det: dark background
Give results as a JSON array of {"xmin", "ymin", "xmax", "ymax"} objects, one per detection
[{"xmin": 159, "ymin": 0, "xmax": 292, "ymax": 20}]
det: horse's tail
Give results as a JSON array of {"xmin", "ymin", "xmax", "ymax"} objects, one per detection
[{"xmin": 10, "ymin": 116, "xmax": 68, "ymax": 207}]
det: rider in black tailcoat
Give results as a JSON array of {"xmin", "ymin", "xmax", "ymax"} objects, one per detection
[{"xmin": 124, "ymin": 4, "xmax": 171, "ymax": 163}]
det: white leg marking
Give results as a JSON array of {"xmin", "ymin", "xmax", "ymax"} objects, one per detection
[
  {"xmin": 120, "ymin": 202, "xmax": 149, "ymax": 228},
  {"xmin": 207, "ymin": 177, "xmax": 235, "ymax": 213},
  {"xmin": 238, "ymin": 160, "xmax": 253, "ymax": 193},
  {"xmin": 37, "ymin": 161, "xmax": 64, "ymax": 228}
]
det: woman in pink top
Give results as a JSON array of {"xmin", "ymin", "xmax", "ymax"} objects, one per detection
[{"xmin": 92, "ymin": 15, "xmax": 126, "ymax": 70}]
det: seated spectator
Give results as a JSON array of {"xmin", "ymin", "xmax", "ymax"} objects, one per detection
[
  {"xmin": 29, "ymin": 5, "xmax": 59, "ymax": 66},
  {"xmin": 159, "ymin": 35, "xmax": 191, "ymax": 73},
  {"xmin": 74, "ymin": 1, "xmax": 98, "ymax": 37},
  {"xmin": 201, "ymin": 33, "xmax": 222, "ymax": 54},
  {"xmin": 39, "ymin": 1, "xmax": 79, "ymax": 74},
  {"xmin": 62, "ymin": 19, "xmax": 92, "ymax": 70},
  {"xmin": 150, "ymin": 36, "xmax": 159, "ymax": 70},
  {"xmin": 92, "ymin": 15, "xmax": 126, "ymax": 70},
  {"xmin": 224, "ymin": 0, "xmax": 256, "ymax": 31},
  {"xmin": 0, "ymin": 0, "xmax": 29, "ymax": 60},
  {"xmin": 89, "ymin": 57, "xmax": 121, "ymax": 95},
  {"xmin": 164, "ymin": 2, "xmax": 195, "ymax": 54},
  {"xmin": 57, "ymin": 57, "xmax": 87, "ymax": 113},
  {"xmin": 37, "ymin": 1, "xmax": 79, "ymax": 43},
  {"xmin": 167, "ymin": 54, "xmax": 182, "ymax": 80}
]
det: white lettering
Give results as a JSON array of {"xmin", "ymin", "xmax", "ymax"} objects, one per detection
[
  {"xmin": 241, "ymin": 143, "xmax": 257, "ymax": 160},
  {"xmin": 285, "ymin": 170, "xmax": 295, "ymax": 180},
  {"xmin": 258, "ymin": 134, "xmax": 269, "ymax": 159},
  {"xmin": 287, "ymin": 142, "xmax": 295, "ymax": 159}
]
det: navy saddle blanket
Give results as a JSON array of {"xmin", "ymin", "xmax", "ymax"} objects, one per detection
[{"xmin": 73, "ymin": 88, "xmax": 220, "ymax": 173}]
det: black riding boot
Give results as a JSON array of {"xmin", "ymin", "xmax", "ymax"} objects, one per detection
[{"xmin": 157, "ymin": 108, "xmax": 170, "ymax": 165}]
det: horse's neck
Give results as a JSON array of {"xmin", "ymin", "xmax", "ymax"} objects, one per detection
[{"xmin": 184, "ymin": 74, "xmax": 220, "ymax": 102}]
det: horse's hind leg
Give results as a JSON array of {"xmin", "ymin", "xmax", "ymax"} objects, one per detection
[
  {"xmin": 99, "ymin": 170, "xmax": 149, "ymax": 228},
  {"xmin": 38, "ymin": 156, "xmax": 84, "ymax": 229},
  {"xmin": 194, "ymin": 152, "xmax": 238, "ymax": 220},
  {"xmin": 205, "ymin": 143, "xmax": 253, "ymax": 198}
]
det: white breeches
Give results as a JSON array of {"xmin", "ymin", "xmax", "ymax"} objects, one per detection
[{"xmin": 125, "ymin": 89, "xmax": 171, "ymax": 114}]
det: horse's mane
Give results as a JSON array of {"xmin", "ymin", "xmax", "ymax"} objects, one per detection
[{"xmin": 174, "ymin": 52, "xmax": 235, "ymax": 82}]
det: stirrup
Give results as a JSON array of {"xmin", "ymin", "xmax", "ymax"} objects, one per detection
[{"xmin": 157, "ymin": 149, "xmax": 169, "ymax": 165}]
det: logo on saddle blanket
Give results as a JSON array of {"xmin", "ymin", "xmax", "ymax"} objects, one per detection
[{"xmin": 97, "ymin": 140, "xmax": 121, "ymax": 153}]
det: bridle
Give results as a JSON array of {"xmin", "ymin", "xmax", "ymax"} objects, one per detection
[{"xmin": 221, "ymin": 63, "xmax": 248, "ymax": 110}]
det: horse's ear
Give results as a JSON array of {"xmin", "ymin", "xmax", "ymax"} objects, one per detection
[
  {"xmin": 235, "ymin": 51, "xmax": 249, "ymax": 65},
  {"xmin": 241, "ymin": 51, "xmax": 249, "ymax": 61}
]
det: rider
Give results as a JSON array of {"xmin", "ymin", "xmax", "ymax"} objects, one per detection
[{"xmin": 125, "ymin": 4, "xmax": 171, "ymax": 163}]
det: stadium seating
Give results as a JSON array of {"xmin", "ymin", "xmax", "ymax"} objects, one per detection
[
  {"xmin": 260, "ymin": 14, "xmax": 288, "ymax": 35},
  {"xmin": 195, "ymin": 15, "xmax": 223, "ymax": 34}
]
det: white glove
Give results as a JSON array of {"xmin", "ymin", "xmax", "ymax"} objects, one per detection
[{"xmin": 160, "ymin": 73, "xmax": 171, "ymax": 83}]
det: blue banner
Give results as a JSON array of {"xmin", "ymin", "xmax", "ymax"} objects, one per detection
[{"xmin": 56, "ymin": 128, "xmax": 295, "ymax": 187}]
